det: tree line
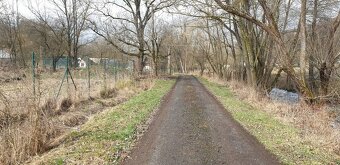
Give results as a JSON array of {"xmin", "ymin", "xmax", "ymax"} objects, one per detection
[
  {"xmin": 176, "ymin": 0, "xmax": 340, "ymax": 102},
  {"xmin": 1, "ymin": 0, "xmax": 339, "ymax": 101}
]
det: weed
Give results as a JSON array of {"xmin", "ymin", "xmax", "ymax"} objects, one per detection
[
  {"xmin": 41, "ymin": 99, "xmax": 57, "ymax": 117},
  {"xmin": 100, "ymin": 88, "xmax": 117, "ymax": 99},
  {"xmin": 59, "ymin": 98, "xmax": 72, "ymax": 112},
  {"xmin": 51, "ymin": 158, "xmax": 64, "ymax": 165}
]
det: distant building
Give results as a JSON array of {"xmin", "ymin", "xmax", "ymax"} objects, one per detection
[
  {"xmin": 0, "ymin": 49, "xmax": 10, "ymax": 59},
  {"xmin": 89, "ymin": 58, "xmax": 107, "ymax": 64},
  {"xmin": 0, "ymin": 50, "xmax": 12, "ymax": 70},
  {"xmin": 78, "ymin": 58, "xmax": 87, "ymax": 68},
  {"xmin": 336, "ymin": 60, "xmax": 340, "ymax": 68},
  {"xmin": 144, "ymin": 65, "xmax": 152, "ymax": 72}
]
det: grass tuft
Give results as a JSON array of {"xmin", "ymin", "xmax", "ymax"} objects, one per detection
[
  {"xmin": 100, "ymin": 88, "xmax": 117, "ymax": 99},
  {"xmin": 60, "ymin": 98, "xmax": 72, "ymax": 112},
  {"xmin": 41, "ymin": 99, "xmax": 57, "ymax": 117}
]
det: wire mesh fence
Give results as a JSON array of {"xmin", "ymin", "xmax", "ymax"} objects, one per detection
[
  {"xmin": 0, "ymin": 53, "xmax": 138, "ymax": 164},
  {"xmin": 0, "ymin": 53, "xmax": 135, "ymax": 114},
  {"xmin": 52, "ymin": 56, "xmax": 134, "ymax": 100}
]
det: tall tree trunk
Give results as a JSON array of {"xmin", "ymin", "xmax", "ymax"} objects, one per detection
[
  {"xmin": 167, "ymin": 48, "xmax": 171, "ymax": 74},
  {"xmin": 137, "ymin": 55, "xmax": 144, "ymax": 74},
  {"xmin": 320, "ymin": 62, "xmax": 331, "ymax": 95},
  {"xmin": 230, "ymin": 18, "xmax": 238, "ymax": 80},
  {"xmin": 299, "ymin": 0, "xmax": 312, "ymax": 99},
  {"xmin": 319, "ymin": 11, "xmax": 340, "ymax": 95},
  {"xmin": 300, "ymin": 0, "xmax": 307, "ymax": 86},
  {"xmin": 309, "ymin": 0, "xmax": 318, "ymax": 92},
  {"xmin": 52, "ymin": 56, "xmax": 57, "ymax": 72},
  {"xmin": 153, "ymin": 55, "xmax": 158, "ymax": 76},
  {"xmin": 155, "ymin": 62, "xmax": 158, "ymax": 76},
  {"xmin": 137, "ymin": 30, "xmax": 145, "ymax": 75}
]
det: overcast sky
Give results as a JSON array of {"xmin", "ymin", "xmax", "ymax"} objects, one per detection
[{"xmin": 3, "ymin": 0, "xmax": 34, "ymax": 18}]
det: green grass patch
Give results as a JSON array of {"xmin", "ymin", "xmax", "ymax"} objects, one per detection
[
  {"xmin": 40, "ymin": 79, "xmax": 175, "ymax": 164},
  {"xmin": 199, "ymin": 78, "xmax": 339, "ymax": 165}
]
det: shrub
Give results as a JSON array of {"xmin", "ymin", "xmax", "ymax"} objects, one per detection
[
  {"xmin": 41, "ymin": 99, "xmax": 57, "ymax": 117},
  {"xmin": 100, "ymin": 88, "xmax": 117, "ymax": 99},
  {"xmin": 60, "ymin": 98, "xmax": 73, "ymax": 112}
]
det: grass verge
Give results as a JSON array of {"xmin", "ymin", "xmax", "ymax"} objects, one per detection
[
  {"xmin": 199, "ymin": 78, "xmax": 340, "ymax": 165},
  {"xmin": 29, "ymin": 78, "xmax": 175, "ymax": 165}
]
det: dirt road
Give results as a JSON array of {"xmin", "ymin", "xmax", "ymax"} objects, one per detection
[{"xmin": 122, "ymin": 76, "xmax": 279, "ymax": 165}]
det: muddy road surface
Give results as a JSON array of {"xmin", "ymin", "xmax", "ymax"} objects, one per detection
[{"xmin": 122, "ymin": 76, "xmax": 279, "ymax": 165}]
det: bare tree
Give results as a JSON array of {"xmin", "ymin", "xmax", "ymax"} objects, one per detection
[
  {"xmin": 207, "ymin": 0, "xmax": 317, "ymax": 99},
  {"xmin": 146, "ymin": 18, "xmax": 172, "ymax": 76},
  {"xmin": 178, "ymin": 0, "xmax": 281, "ymax": 89},
  {"xmin": 28, "ymin": 1, "xmax": 68, "ymax": 71},
  {"xmin": 175, "ymin": 0, "xmax": 340, "ymax": 101},
  {"xmin": 91, "ymin": 0, "xmax": 177, "ymax": 74},
  {"xmin": 0, "ymin": 1, "xmax": 26, "ymax": 66},
  {"xmin": 29, "ymin": 0, "xmax": 92, "ymax": 67},
  {"xmin": 300, "ymin": 0, "xmax": 308, "ymax": 92}
]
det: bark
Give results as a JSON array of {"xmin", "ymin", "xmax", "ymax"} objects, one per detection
[
  {"xmin": 300, "ymin": 0, "xmax": 308, "ymax": 90},
  {"xmin": 52, "ymin": 56, "xmax": 58, "ymax": 72},
  {"xmin": 309, "ymin": 0, "xmax": 318, "ymax": 92},
  {"xmin": 167, "ymin": 48, "xmax": 171, "ymax": 74},
  {"xmin": 199, "ymin": 62, "xmax": 205, "ymax": 76},
  {"xmin": 320, "ymin": 62, "xmax": 332, "ymax": 95}
]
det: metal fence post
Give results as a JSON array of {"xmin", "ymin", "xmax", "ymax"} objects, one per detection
[
  {"xmin": 114, "ymin": 62, "xmax": 117, "ymax": 83},
  {"xmin": 66, "ymin": 56, "xmax": 69, "ymax": 85},
  {"xmin": 32, "ymin": 52, "xmax": 36, "ymax": 97},
  {"xmin": 103, "ymin": 58, "xmax": 107, "ymax": 90},
  {"xmin": 87, "ymin": 56, "xmax": 90, "ymax": 99}
]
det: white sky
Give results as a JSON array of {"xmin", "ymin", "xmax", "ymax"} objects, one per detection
[
  {"xmin": 11, "ymin": 0, "xmax": 175, "ymax": 24},
  {"xmin": 4, "ymin": 0, "xmax": 35, "ymax": 18}
]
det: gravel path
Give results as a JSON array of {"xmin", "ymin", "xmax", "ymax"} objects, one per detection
[{"xmin": 122, "ymin": 76, "xmax": 279, "ymax": 165}]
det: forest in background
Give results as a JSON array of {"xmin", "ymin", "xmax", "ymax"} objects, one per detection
[{"xmin": 0, "ymin": 0, "xmax": 339, "ymax": 102}]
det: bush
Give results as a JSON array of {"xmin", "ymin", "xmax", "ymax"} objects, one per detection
[
  {"xmin": 60, "ymin": 98, "xmax": 73, "ymax": 112},
  {"xmin": 41, "ymin": 99, "xmax": 57, "ymax": 116},
  {"xmin": 100, "ymin": 88, "xmax": 117, "ymax": 99}
]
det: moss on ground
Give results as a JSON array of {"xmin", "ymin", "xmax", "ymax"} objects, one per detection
[{"xmin": 200, "ymin": 78, "xmax": 339, "ymax": 165}]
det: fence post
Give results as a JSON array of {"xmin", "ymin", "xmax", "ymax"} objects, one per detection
[
  {"xmin": 103, "ymin": 58, "xmax": 107, "ymax": 90},
  {"xmin": 66, "ymin": 56, "xmax": 69, "ymax": 85},
  {"xmin": 55, "ymin": 62, "xmax": 68, "ymax": 100},
  {"xmin": 87, "ymin": 56, "xmax": 90, "ymax": 99},
  {"xmin": 32, "ymin": 52, "xmax": 36, "ymax": 97},
  {"xmin": 114, "ymin": 61, "xmax": 117, "ymax": 83}
]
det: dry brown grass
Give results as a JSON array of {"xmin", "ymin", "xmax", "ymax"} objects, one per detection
[
  {"xmin": 59, "ymin": 98, "xmax": 73, "ymax": 112},
  {"xmin": 0, "ymin": 68, "xmax": 154, "ymax": 164},
  {"xmin": 100, "ymin": 88, "xmax": 117, "ymax": 99},
  {"xmin": 201, "ymin": 74, "xmax": 340, "ymax": 159},
  {"xmin": 24, "ymin": 78, "xmax": 171, "ymax": 165}
]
